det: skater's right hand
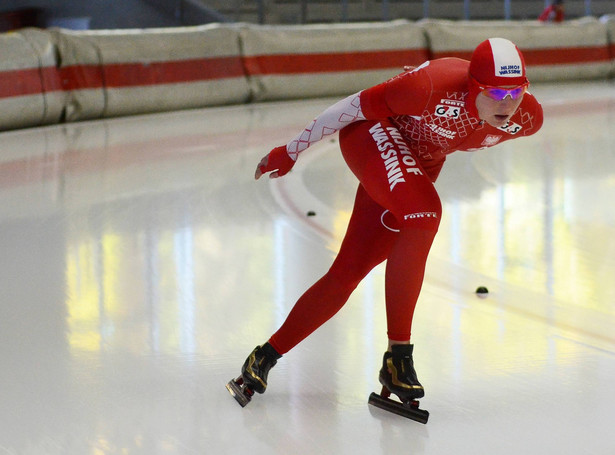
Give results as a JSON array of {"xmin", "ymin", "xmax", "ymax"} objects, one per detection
[{"xmin": 255, "ymin": 145, "xmax": 296, "ymax": 180}]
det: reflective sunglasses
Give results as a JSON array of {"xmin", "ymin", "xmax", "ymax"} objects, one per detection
[{"xmin": 471, "ymin": 77, "xmax": 529, "ymax": 101}]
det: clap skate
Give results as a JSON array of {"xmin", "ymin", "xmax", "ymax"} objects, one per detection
[
  {"xmin": 226, "ymin": 343, "xmax": 281, "ymax": 407},
  {"xmin": 368, "ymin": 344, "xmax": 429, "ymax": 424}
]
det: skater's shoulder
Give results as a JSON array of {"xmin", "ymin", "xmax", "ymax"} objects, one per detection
[
  {"xmin": 385, "ymin": 58, "xmax": 468, "ymax": 96},
  {"xmin": 417, "ymin": 58, "xmax": 470, "ymax": 92}
]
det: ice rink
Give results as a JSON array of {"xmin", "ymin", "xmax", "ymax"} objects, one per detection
[{"xmin": 1, "ymin": 80, "xmax": 614, "ymax": 454}]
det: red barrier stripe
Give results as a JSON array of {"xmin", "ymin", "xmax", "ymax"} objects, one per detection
[
  {"xmin": 0, "ymin": 56, "xmax": 245, "ymax": 99},
  {"xmin": 525, "ymin": 46, "xmax": 611, "ymax": 65},
  {"xmin": 103, "ymin": 57, "xmax": 245, "ymax": 88},
  {"xmin": 0, "ymin": 47, "xmax": 611, "ymax": 100},
  {"xmin": 0, "ymin": 68, "xmax": 43, "ymax": 97},
  {"xmin": 56, "ymin": 66, "xmax": 104, "ymax": 91},
  {"xmin": 0, "ymin": 67, "xmax": 101, "ymax": 96},
  {"xmin": 243, "ymin": 49, "xmax": 429, "ymax": 75},
  {"xmin": 432, "ymin": 45, "xmax": 610, "ymax": 65}
]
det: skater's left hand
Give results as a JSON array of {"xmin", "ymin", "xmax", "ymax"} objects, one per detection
[{"xmin": 255, "ymin": 145, "xmax": 296, "ymax": 180}]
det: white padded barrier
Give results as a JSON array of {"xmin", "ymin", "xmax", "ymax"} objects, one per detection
[
  {"xmin": 0, "ymin": 28, "xmax": 62, "ymax": 131},
  {"xmin": 52, "ymin": 24, "xmax": 250, "ymax": 119},
  {"xmin": 421, "ymin": 18, "xmax": 611, "ymax": 82},
  {"xmin": 1, "ymin": 19, "xmax": 615, "ymax": 132},
  {"xmin": 48, "ymin": 29, "xmax": 106, "ymax": 121},
  {"xmin": 240, "ymin": 20, "xmax": 430, "ymax": 101},
  {"xmin": 600, "ymin": 15, "xmax": 615, "ymax": 77}
]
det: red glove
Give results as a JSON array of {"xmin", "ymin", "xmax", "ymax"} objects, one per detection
[{"xmin": 255, "ymin": 145, "xmax": 296, "ymax": 180}]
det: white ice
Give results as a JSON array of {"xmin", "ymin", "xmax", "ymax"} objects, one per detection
[{"xmin": 0, "ymin": 81, "xmax": 614, "ymax": 455}]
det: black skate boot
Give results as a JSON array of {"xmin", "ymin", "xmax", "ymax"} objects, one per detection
[
  {"xmin": 368, "ymin": 344, "xmax": 429, "ymax": 423},
  {"xmin": 380, "ymin": 344, "xmax": 424, "ymax": 400},
  {"xmin": 226, "ymin": 343, "xmax": 281, "ymax": 407}
]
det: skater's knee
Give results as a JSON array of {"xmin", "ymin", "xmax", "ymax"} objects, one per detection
[{"xmin": 326, "ymin": 260, "xmax": 374, "ymax": 292}]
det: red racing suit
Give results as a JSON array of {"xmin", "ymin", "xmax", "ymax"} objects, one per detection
[{"xmin": 267, "ymin": 57, "xmax": 543, "ymax": 354}]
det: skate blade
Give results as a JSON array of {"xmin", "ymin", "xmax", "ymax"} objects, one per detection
[
  {"xmin": 368, "ymin": 392, "xmax": 429, "ymax": 424},
  {"xmin": 226, "ymin": 378, "xmax": 252, "ymax": 408}
]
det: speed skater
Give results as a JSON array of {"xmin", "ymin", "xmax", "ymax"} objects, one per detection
[{"xmin": 227, "ymin": 37, "xmax": 543, "ymax": 423}]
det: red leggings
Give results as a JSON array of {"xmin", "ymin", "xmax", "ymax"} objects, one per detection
[{"xmin": 269, "ymin": 120, "xmax": 442, "ymax": 354}]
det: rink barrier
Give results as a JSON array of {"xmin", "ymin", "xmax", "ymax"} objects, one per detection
[
  {"xmin": 0, "ymin": 28, "xmax": 63, "ymax": 130},
  {"xmin": 1, "ymin": 17, "xmax": 615, "ymax": 131},
  {"xmin": 53, "ymin": 25, "xmax": 250, "ymax": 120},
  {"xmin": 240, "ymin": 20, "xmax": 429, "ymax": 102},
  {"xmin": 0, "ymin": 24, "xmax": 249, "ymax": 128},
  {"xmin": 46, "ymin": 28, "xmax": 107, "ymax": 121},
  {"xmin": 603, "ymin": 15, "xmax": 615, "ymax": 72}
]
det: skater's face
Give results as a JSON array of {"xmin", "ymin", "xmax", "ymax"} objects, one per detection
[{"xmin": 475, "ymin": 84, "xmax": 526, "ymax": 128}]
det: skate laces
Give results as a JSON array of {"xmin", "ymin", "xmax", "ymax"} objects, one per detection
[
  {"xmin": 400, "ymin": 354, "xmax": 412, "ymax": 375},
  {"xmin": 388, "ymin": 346, "xmax": 421, "ymax": 389}
]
